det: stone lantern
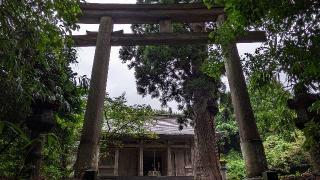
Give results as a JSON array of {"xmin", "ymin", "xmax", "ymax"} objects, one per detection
[{"xmin": 26, "ymin": 100, "xmax": 57, "ymax": 179}]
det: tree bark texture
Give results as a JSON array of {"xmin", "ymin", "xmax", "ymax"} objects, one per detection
[
  {"xmin": 74, "ymin": 16, "xmax": 113, "ymax": 178},
  {"xmin": 193, "ymin": 91, "xmax": 222, "ymax": 180},
  {"xmin": 223, "ymin": 43, "xmax": 268, "ymax": 178},
  {"xmin": 190, "ymin": 21, "xmax": 222, "ymax": 180}
]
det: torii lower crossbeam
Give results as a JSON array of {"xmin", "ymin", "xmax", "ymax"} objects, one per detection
[{"xmin": 73, "ymin": 31, "xmax": 266, "ymax": 47}]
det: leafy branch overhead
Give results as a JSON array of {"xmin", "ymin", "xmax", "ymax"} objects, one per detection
[
  {"xmin": 102, "ymin": 94, "xmax": 155, "ymax": 143},
  {"xmin": 0, "ymin": 0, "xmax": 85, "ymax": 178},
  {"xmin": 0, "ymin": 0, "xmax": 83, "ymax": 122}
]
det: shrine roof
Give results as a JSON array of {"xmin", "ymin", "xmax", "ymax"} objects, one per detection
[{"xmin": 148, "ymin": 115, "xmax": 194, "ymax": 136}]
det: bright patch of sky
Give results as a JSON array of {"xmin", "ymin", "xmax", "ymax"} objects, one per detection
[{"xmin": 72, "ymin": 0, "xmax": 262, "ymax": 112}]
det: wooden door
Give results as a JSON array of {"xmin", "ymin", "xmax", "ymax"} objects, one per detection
[
  {"xmin": 118, "ymin": 148, "xmax": 138, "ymax": 176},
  {"xmin": 172, "ymin": 149, "xmax": 186, "ymax": 176}
]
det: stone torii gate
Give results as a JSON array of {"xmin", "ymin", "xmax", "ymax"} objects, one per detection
[{"xmin": 73, "ymin": 2, "xmax": 267, "ymax": 179}]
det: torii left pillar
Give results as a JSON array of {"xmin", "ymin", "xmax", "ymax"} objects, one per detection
[{"xmin": 74, "ymin": 16, "xmax": 113, "ymax": 178}]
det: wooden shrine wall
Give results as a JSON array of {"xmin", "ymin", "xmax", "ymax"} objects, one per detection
[
  {"xmin": 99, "ymin": 145, "xmax": 194, "ymax": 177},
  {"xmin": 171, "ymin": 148, "xmax": 193, "ymax": 176},
  {"xmin": 118, "ymin": 148, "xmax": 139, "ymax": 176}
]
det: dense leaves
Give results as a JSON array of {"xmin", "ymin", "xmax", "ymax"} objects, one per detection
[
  {"xmin": 0, "ymin": 0, "xmax": 83, "ymax": 121},
  {"xmin": 264, "ymin": 133, "xmax": 309, "ymax": 175},
  {"xmin": 41, "ymin": 111, "xmax": 85, "ymax": 179},
  {"xmin": 100, "ymin": 94, "xmax": 155, "ymax": 161},
  {"xmin": 0, "ymin": 0, "xmax": 84, "ymax": 178},
  {"xmin": 222, "ymin": 150, "xmax": 245, "ymax": 180},
  {"xmin": 102, "ymin": 94, "xmax": 155, "ymax": 142},
  {"xmin": 203, "ymin": 0, "xmax": 320, "ymax": 95},
  {"xmin": 248, "ymin": 80, "xmax": 296, "ymax": 139},
  {"xmin": 217, "ymin": 81, "xmax": 311, "ymax": 178},
  {"xmin": 120, "ymin": 0, "xmax": 222, "ymax": 114}
]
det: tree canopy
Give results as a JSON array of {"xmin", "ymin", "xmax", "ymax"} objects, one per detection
[
  {"xmin": 101, "ymin": 94, "xmax": 155, "ymax": 144},
  {"xmin": 0, "ymin": 0, "xmax": 85, "ymax": 178},
  {"xmin": 0, "ymin": 0, "xmax": 83, "ymax": 121}
]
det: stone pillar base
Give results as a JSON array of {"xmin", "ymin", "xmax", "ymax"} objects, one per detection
[
  {"xmin": 262, "ymin": 171, "xmax": 278, "ymax": 180},
  {"xmin": 83, "ymin": 170, "xmax": 98, "ymax": 180},
  {"xmin": 245, "ymin": 171, "xmax": 278, "ymax": 180}
]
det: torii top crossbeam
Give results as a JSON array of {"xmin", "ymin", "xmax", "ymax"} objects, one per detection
[
  {"xmin": 78, "ymin": 3, "xmax": 224, "ymax": 24},
  {"xmin": 74, "ymin": 3, "xmax": 266, "ymax": 47}
]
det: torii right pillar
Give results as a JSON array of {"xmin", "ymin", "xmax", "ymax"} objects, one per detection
[{"xmin": 223, "ymin": 43, "xmax": 268, "ymax": 178}]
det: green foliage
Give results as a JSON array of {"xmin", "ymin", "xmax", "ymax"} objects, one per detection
[
  {"xmin": 222, "ymin": 150, "xmax": 246, "ymax": 180},
  {"xmin": 215, "ymin": 93, "xmax": 239, "ymax": 151},
  {"xmin": 302, "ymin": 120, "xmax": 320, "ymax": 150},
  {"xmin": 41, "ymin": 112, "xmax": 84, "ymax": 179},
  {"xmin": 222, "ymin": 133, "xmax": 309, "ymax": 178},
  {"xmin": 217, "ymin": 80, "xmax": 311, "ymax": 176},
  {"xmin": 309, "ymin": 100, "xmax": 320, "ymax": 114},
  {"xmin": 0, "ymin": 0, "xmax": 83, "ymax": 122},
  {"xmin": 215, "ymin": 93, "xmax": 237, "ymax": 132},
  {"xmin": 102, "ymin": 94, "xmax": 155, "ymax": 140},
  {"xmin": 203, "ymin": 0, "xmax": 320, "ymax": 103},
  {"xmin": 99, "ymin": 94, "xmax": 155, "ymax": 159},
  {"xmin": 0, "ymin": 0, "xmax": 84, "ymax": 178},
  {"xmin": 0, "ymin": 124, "xmax": 31, "ymax": 178},
  {"xmin": 36, "ymin": 93, "xmax": 154, "ymax": 179},
  {"xmin": 264, "ymin": 132, "xmax": 309, "ymax": 175},
  {"xmin": 201, "ymin": 47, "xmax": 225, "ymax": 79},
  {"xmin": 248, "ymin": 80, "xmax": 296, "ymax": 140},
  {"xmin": 120, "ymin": 0, "xmax": 222, "ymax": 117},
  {"xmin": 0, "ymin": 121, "xmax": 30, "ymax": 142},
  {"xmin": 204, "ymin": 0, "xmax": 320, "ymax": 92},
  {"xmin": 304, "ymin": 103, "xmax": 320, "ymax": 161}
]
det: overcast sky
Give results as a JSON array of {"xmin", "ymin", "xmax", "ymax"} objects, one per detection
[{"xmin": 71, "ymin": 0, "xmax": 262, "ymax": 112}]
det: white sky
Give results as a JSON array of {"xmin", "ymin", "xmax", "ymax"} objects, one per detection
[{"xmin": 72, "ymin": 0, "xmax": 262, "ymax": 112}]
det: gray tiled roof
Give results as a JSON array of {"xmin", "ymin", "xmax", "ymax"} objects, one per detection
[{"xmin": 147, "ymin": 115, "xmax": 194, "ymax": 135}]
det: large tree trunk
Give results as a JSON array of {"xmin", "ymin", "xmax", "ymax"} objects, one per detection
[
  {"xmin": 190, "ymin": 20, "xmax": 222, "ymax": 180},
  {"xmin": 193, "ymin": 91, "xmax": 222, "ymax": 180},
  {"xmin": 74, "ymin": 16, "xmax": 113, "ymax": 178}
]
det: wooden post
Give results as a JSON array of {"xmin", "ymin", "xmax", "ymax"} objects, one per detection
[
  {"xmin": 74, "ymin": 16, "xmax": 113, "ymax": 177},
  {"xmin": 167, "ymin": 143, "xmax": 172, "ymax": 176},
  {"xmin": 223, "ymin": 43, "xmax": 267, "ymax": 177},
  {"xmin": 114, "ymin": 148, "xmax": 119, "ymax": 176},
  {"xmin": 159, "ymin": 19, "xmax": 172, "ymax": 33},
  {"xmin": 190, "ymin": 146, "xmax": 194, "ymax": 167},
  {"xmin": 139, "ymin": 144, "xmax": 144, "ymax": 176},
  {"xmin": 216, "ymin": 14, "xmax": 267, "ymax": 178}
]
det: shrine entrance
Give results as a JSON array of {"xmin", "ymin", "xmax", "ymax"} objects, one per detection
[
  {"xmin": 73, "ymin": 2, "xmax": 268, "ymax": 179},
  {"xmin": 143, "ymin": 149, "xmax": 166, "ymax": 176}
]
